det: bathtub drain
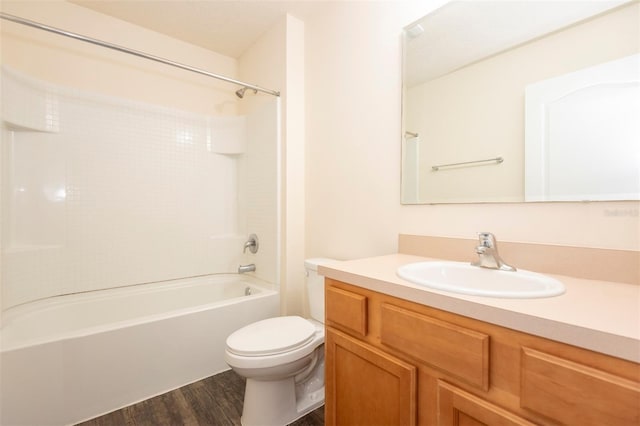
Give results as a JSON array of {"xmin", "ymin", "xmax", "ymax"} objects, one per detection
[{"xmin": 244, "ymin": 287, "xmax": 252, "ymax": 296}]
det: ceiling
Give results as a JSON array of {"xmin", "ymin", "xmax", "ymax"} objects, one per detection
[
  {"xmin": 70, "ymin": 0, "xmax": 328, "ymax": 58},
  {"xmin": 71, "ymin": 0, "xmax": 630, "ymax": 73}
]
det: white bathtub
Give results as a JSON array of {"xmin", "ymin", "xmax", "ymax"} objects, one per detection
[{"xmin": 0, "ymin": 274, "xmax": 280, "ymax": 426}]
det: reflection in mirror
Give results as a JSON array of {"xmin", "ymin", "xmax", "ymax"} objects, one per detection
[{"xmin": 401, "ymin": 1, "xmax": 639, "ymax": 204}]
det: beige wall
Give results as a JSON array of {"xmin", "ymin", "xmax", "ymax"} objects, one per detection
[
  {"xmin": 305, "ymin": 0, "xmax": 639, "ymax": 264},
  {"xmin": 0, "ymin": 0, "xmax": 238, "ymax": 115}
]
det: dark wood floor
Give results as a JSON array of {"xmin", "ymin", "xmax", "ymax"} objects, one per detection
[{"xmin": 76, "ymin": 370, "xmax": 324, "ymax": 426}]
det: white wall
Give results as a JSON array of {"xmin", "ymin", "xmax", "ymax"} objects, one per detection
[{"xmin": 305, "ymin": 0, "xmax": 639, "ymax": 264}]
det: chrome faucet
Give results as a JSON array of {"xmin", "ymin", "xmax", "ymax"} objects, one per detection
[
  {"xmin": 243, "ymin": 234, "xmax": 259, "ymax": 254},
  {"xmin": 238, "ymin": 264, "xmax": 256, "ymax": 274},
  {"xmin": 471, "ymin": 232, "xmax": 516, "ymax": 271}
]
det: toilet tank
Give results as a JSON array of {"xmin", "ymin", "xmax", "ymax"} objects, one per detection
[{"xmin": 304, "ymin": 258, "xmax": 336, "ymax": 323}]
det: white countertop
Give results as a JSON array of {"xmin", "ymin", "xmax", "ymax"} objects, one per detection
[{"xmin": 319, "ymin": 254, "xmax": 640, "ymax": 363}]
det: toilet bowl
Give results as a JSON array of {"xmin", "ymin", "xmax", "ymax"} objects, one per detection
[{"xmin": 224, "ymin": 258, "xmax": 334, "ymax": 426}]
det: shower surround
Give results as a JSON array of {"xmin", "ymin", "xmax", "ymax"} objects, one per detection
[
  {"xmin": 2, "ymin": 67, "xmax": 279, "ymax": 308},
  {"xmin": 1, "ymin": 68, "xmax": 280, "ymax": 424}
]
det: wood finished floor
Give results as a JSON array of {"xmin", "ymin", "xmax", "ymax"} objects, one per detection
[{"xmin": 76, "ymin": 370, "xmax": 324, "ymax": 426}]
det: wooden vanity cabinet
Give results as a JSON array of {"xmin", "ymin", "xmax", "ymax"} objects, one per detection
[{"xmin": 324, "ymin": 278, "xmax": 640, "ymax": 426}]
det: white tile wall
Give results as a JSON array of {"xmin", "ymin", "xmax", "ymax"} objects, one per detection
[
  {"xmin": 1, "ymin": 68, "xmax": 278, "ymax": 310},
  {"xmin": 243, "ymin": 100, "xmax": 280, "ymax": 285}
]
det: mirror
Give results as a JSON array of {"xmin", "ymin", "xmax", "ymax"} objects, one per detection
[{"xmin": 401, "ymin": 1, "xmax": 639, "ymax": 204}]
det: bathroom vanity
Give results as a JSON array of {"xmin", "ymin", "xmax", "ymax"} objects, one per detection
[{"xmin": 320, "ymin": 251, "xmax": 640, "ymax": 426}]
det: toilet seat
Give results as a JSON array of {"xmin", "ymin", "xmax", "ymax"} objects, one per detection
[{"xmin": 226, "ymin": 316, "xmax": 316, "ymax": 357}]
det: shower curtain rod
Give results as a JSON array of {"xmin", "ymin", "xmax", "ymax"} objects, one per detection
[{"xmin": 0, "ymin": 12, "xmax": 281, "ymax": 97}]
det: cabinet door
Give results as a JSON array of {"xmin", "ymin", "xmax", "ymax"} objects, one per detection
[
  {"xmin": 437, "ymin": 381, "xmax": 536, "ymax": 426},
  {"xmin": 325, "ymin": 328, "xmax": 417, "ymax": 426}
]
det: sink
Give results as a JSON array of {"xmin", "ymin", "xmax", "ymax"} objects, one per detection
[{"xmin": 397, "ymin": 261, "xmax": 565, "ymax": 299}]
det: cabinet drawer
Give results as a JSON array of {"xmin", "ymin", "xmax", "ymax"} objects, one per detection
[
  {"xmin": 380, "ymin": 303, "xmax": 489, "ymax": 390},
  {"xmin": 521, "ymin": 347, "xmax": 640, "ymax": 425},
  {"xmin": 325, "ymin": 285, "xmax": 367, "ymax": 337}
]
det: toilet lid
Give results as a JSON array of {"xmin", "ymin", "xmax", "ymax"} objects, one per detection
[{"xmin": 226, "ymin": 316, "xmax": 316, "ymax": 356}]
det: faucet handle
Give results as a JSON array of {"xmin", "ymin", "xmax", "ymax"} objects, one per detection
[
  {"xmin": 477, "ymin": 232, "xmax": 496, "ymax": 247},
  {"xmin": 243, "ymin": 234, "xmax": 259, "ymax": 254}
]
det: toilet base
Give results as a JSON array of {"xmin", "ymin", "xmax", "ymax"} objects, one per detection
[
  {"xmin": 295, "ymin": 387, "xmax": 324, "ymax": 420},
  {"xmin": 241, "ymin": 377, "xmax": 324, "ymax": 426}
]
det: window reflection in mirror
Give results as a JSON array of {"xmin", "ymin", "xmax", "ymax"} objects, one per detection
[{"xmin": 401, "ymin": 1, "xmax": 639, "ymax": 204}]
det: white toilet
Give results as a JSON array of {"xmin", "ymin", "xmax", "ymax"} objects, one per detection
[{"xmin": 224, "ymin": 258, "xmax": 334, "ymax": 426}]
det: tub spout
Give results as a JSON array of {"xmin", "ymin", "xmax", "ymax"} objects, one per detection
[{"xmin": 238, "ymin": 264, "xmax": 256, "ymax": 274}]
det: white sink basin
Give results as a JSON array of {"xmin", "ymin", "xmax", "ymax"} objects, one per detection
[{"xmin": 397, "ymin": 261, "xmax": 565, "ymax": 299}]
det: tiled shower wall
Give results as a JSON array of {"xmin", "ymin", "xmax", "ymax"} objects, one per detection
[{"xmin": 1, "ymin": 68, "xmax": 278, "ymax": 310}]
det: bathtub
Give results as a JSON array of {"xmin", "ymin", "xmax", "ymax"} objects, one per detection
[{"xmin": 0, "ymin": 274, "xmax": 279, "ymax": 426}]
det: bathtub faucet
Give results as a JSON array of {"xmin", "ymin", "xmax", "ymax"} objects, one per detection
[{"xmin": 238, "ymin": 264, "xmax": 256, "ymax": 274}]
